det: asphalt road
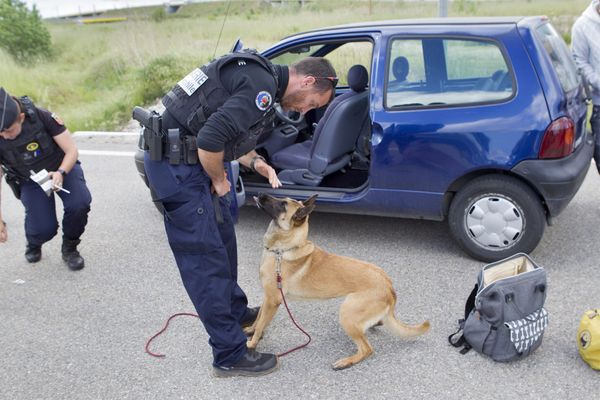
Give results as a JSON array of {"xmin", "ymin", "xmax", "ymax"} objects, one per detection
[{"xmin": 1, "ymin": 133, "xmax": 599, "ymax": 400}]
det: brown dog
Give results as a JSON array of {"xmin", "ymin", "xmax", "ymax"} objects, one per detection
[{"xmin": 246, "ymin": 193, "xmax": 430, "ymax": 370}]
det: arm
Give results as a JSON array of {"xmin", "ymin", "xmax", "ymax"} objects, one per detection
[
  {"xmin": 48, "ymin": 129, "xmax": 79, "ymax": 190},
  {"xmin": 197, "ymin": 149, "xmax": 230, "ymax": 196},
  {"xmin": 238, "ymin": 150, "xmax": 281, "ymax": 188},
  {"xmin": 0, "ymin": 168, "xmax": 7, "ymax": 243},
  {"xmin": 572, "ymin": 23, "xmax": 600, "ymax": 91}
]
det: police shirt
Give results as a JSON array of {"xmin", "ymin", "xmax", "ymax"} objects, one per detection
[
  {"xmin": 0, "ymin": 104, "xmax": 67, "ymax": 178},
  {"xmin": 33, "ymin": 107, "xmax": 67, "ymax": 137},
  {"xmin": 195, "ymin": 61, "xmax": 288, "ymax": 153}
]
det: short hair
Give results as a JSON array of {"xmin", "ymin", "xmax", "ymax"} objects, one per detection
[{"xmin": 290, "ymin": 57, "xmax": 337, "ymax": 93}]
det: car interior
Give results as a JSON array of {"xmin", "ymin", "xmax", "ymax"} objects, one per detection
[{"xmin": 240, "ymin": 40, "xmax": 374, "ymax": 193}]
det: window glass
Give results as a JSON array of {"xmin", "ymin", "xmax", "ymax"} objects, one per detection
[
  {"xmin": 386, "ymin": 38, "xmax": 514, "ymax": 108},
  {"xmin": 269, "ymin": 41, "xmax": 372, "ymax": 87},
  {"xmin": 535, "ymin": 23, "xmax": 580, "ymax": 93}
]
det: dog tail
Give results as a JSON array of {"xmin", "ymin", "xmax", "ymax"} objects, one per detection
[{"xmin": 383, "ymin": 309, "xmax": 430, "ymax": 338}]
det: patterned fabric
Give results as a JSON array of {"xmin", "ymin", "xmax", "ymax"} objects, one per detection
[{"xmin": 505, "ymin": 308, "xmax": 549, "ymax": 353}]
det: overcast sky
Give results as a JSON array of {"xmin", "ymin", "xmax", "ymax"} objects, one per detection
[{"xmin": 24, "ymin": 0, "xmax": 201, "ymax": 19}]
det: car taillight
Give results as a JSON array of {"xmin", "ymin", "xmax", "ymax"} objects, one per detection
[{"xmin": 539, "ymin": 117, "xmax": 574, "ymax": 159}]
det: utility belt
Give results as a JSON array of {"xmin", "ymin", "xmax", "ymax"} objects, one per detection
[{"xmin": 132, "ymin": 106, "xmax": 199, "ymax": 165}]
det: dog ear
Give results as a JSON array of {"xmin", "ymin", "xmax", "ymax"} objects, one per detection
[
  {"xmin": 292, "ymin": 197, "xmax": 317, "ymax": 225},
  {"xmin": 302, "ymin": 194, "xmax": 318, "ymax": 208}
]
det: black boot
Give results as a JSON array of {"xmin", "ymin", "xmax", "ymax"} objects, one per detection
[
  {"xmin": 213, "ymin": 350, "xmax": 278, "ymax": 378},
  {"xmin": 240, "ymin": 306, "xmax": 260, "ymax": 329},
  {"xmin": 25, "ymin": 244, "xmax": 42, "ymax": 263},
  {"xmin": 62, "ymin": 238, "xmax": 85, "ymax": 271}
]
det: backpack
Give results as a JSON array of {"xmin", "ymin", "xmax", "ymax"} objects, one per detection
[{"xmin": 449, "ymin": 253, "xmax": 548, "ymax": 362}]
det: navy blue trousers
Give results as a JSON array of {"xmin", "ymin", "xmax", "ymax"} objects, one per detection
[
  {"xmin": 20, "ymin": 162, "xmax": 92, "ymax": 246},
  {"xmin": 143, "ymin": 154, "xmax": 249, "ymax": 367},
  {"xmin": 592, "ymin": 105, "xmax": 599, "ymax": 173}
]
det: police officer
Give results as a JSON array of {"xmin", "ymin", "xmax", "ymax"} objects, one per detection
[
  {"xmin": 141, "ymin": 53, "xmax": 336, "ymax": 377},
  {"xmin": 0, "ymin": 88, "xmax": 92, "ymax": 270}
]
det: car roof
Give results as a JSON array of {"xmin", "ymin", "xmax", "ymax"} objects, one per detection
[{"xmin": 283, "ymin": 16, "xmax": 542, "ymax": 39}]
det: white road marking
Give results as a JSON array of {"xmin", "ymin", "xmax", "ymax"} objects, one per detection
[
  {"xmin": 73, "ymin": 131, "xmax": 139, "ymax": 137},
  {"xmin": 79, "ymin": 150, "xmax": 136, "ymax": 157}
]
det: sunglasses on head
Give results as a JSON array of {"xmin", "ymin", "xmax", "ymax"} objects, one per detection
[{"xmin": 313, "ymin": 76, "xmax": 339, "ymax": 87}]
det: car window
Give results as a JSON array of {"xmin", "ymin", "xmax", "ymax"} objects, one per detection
[
  {"xmin": 269, "ymin": 44, "xmax": 327, "ymax": 65},
  {"xmin": 269, "ymin": 41, "xmax": 373, "ymax": 87},
  {"xmin": 323, "ymin": 42, "xmax": 372, "ymax": 86},
  {"xmin": 535, "ymin": 22, "xmax": 580, "ymax": 93},
  {"xmin": 386, "ymin": 38, "xmax": 514, "ymax": 108}
]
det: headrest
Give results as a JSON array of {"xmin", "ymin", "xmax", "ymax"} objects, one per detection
[
  {"xmin": 347, "ymin": 65, "xmax": 368, "ymax": 93},
  {"xmin": 392, "ymin": 56, "xmax": 409, "ymax": 82}
]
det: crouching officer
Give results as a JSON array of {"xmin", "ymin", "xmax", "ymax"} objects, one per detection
[
  {"xmin": 0, "ymin": 88, "xmax": 92, "ymax": 270},
  {"xmin": 137, "ymin": 53, "xmax": 336, "ymax": 377}
]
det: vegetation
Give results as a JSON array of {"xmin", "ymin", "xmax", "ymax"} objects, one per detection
[
  {"xmin": 0, "ymin": 0, "xmax": 589, "ymax": 131},
  {"xmin": 0, "ymin": 0, "xmax": 52, "ymax": 65}
]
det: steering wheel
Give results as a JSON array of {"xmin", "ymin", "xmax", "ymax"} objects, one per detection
[{"xmin": 273, "ymin": 103, "xmax": 304, "ymax": 125}]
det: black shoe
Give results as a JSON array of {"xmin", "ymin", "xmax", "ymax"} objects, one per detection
[
  {"xmin": 25, "ymin": 244, "xmax": 42, "ymax": 263},
  {"xmin": 62, "ymin": 238, "xmax": 85, "ymax": 271},
  {"xmin": 240, "ymin": 307, "xmax": 260, "ymax": 329},
  {"xmin": 213, "ymin": 350, "xmax": 278, "ymax": 378}
]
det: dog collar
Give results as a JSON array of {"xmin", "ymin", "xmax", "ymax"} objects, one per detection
[{"xmin": 264, "ymin": 246, "xmax": 298, "ymax": 289}]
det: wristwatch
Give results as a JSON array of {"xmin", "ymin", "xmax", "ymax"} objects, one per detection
[
  {"xmin": 58, "ymin": 168, "xmax": 67, "ymax": 177},
  {"xmin": 250, "ymin": 155, "xmax": 266, "ymax": 172}
]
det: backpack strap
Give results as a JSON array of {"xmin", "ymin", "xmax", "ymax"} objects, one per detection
[{"xmin": 448, "ymin": 283, "xmax": 478, "ymax": 354}]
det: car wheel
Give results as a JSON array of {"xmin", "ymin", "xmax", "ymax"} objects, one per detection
[{"xmin": 448, "ymin": 175, "xmax": 545, "ymax": 262}]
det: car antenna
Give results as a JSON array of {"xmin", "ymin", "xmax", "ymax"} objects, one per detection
[{"xmin": 213, "ymin": 0, "xmax": 232, "ymax": 60}]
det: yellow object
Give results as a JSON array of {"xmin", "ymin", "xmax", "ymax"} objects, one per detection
[
  {"xmin": 578, "ymin": 309, "xmax": 600, "ymax": 370},
  {"xmin": 79, "ymin": 17, "xmax": 127, "ymax": 25}
]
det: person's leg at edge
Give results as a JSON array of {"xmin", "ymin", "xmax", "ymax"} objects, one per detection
[
  {"xmin": 20, "ymin": 180, "xmax": 59, "ymax": 262},
  {"xmin": 58, "ymin": 162, "xmax": 92, "ymax": 270},
  {"xmin": 592, "ymin": 105, "xmax": 599, "ymax": 174}
]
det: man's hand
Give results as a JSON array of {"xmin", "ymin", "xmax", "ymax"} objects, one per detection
[
  {"xmin": 254, "ymin": 159, "xmax": 282, "ymax": 188},
  {"xmin": 49, "ymin": 171, "xmax": 64, "ymax": 192},
  {"xmin": 0, "ymin": 221, "xmax": 7, "ymax": 243},
  {"xmin": 211, "ymin": 172, "xmax": 231, "ymax": 196}
]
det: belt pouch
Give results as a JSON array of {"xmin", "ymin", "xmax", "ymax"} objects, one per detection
[
  {"xmin": 183, "ymin": 136, "xmax": 199, "ymax": 165},
  {"xmin": 168, "ymin": 128, "xmax": 181, "ymax": 165}
]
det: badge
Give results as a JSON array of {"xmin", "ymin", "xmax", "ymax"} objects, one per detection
[
  {"xmin": 51, "ymin": 113, "xmax": 64, "ymax": 125},
  {"xmin": 177, "ymin": 68, "xmax": 208, "ymax": 96},
  {"xmin": 255, "ymin": 91, "xmax": 272, "ymax": 111},
  {"xmin": 26, "ymin": 142, "xmax": 39, "ymax": 151}
]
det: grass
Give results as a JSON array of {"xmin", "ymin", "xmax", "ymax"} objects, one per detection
[{"xmin": 0, "ymin": 0, "xmax": 590, "ymax": 131}]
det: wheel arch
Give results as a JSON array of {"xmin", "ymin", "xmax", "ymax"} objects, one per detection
[{"xmin": 441, "ymin": 168, "xmax": 549, "ymax": 223}]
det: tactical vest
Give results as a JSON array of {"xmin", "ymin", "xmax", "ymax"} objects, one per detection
[
  {"xmin": 0, "ymin": 97, "xmax": 64, "ymax": 180},
  {"xmin": 162, "ymin": 50, "xmax": 279, "ymax": 162}
]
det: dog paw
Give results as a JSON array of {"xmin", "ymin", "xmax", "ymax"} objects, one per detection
[
  {"xmin": 331, "ymin": 359, "xmax": 353, "ymax": 370},
  {"xmin": 246, "ymin": 340, "xmax": 257, "ymax": 349}
]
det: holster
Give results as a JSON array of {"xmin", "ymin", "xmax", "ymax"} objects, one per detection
[
  {"xmin": 4, "ymin": 173, "xmax": 22, "ymax": 200},
  {"xmin": 133, "ymin": 106, "xmax": 163, "ymax": 161}
]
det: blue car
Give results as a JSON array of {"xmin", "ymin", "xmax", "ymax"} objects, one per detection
[{"xmin": 135, "ymin": 17, "xmax": 593, "ymax": 262}]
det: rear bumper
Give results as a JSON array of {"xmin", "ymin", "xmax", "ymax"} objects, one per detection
[{"xmin": 511, "ymin": 136, "xmax": 593, "ymax": 217}]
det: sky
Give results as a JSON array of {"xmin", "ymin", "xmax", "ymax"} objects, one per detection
[{"xmin": 23, "ymin": 0, "xmax": 205, "ymax": 19}]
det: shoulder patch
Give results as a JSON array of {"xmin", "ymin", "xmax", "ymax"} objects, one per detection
[
  {"xmin": 51, "ymin": 113, "xmax": 64, "ymax": 126},
  {"xmin": 255, "ymin": 91, "xmax": 272, "ymax": 111}
]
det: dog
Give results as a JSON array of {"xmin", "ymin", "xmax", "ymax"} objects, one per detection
[{"xmin": 246, "ymin": 193, "xmax": 430, "ymax": 370}]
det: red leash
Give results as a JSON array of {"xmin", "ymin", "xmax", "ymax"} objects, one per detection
[{"xmin": 145, "ymin": 283, "xmax": 311, "ymax": 358}]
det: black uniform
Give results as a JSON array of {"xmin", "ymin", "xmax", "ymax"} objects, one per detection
[
  {"xmin": 0, "ymin": 98, "xmax": 92, "ymax": 248},
  {"xmin": 143, "ymin": 52, "xmax": 287, "ymax": 368}
]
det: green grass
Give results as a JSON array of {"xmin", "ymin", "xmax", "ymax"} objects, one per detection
[{"xmin": 0, "ymin": 0, "xmax": 590, "ymax": 131}]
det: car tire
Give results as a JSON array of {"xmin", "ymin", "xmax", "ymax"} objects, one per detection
[{"xmin": 448, "ymin": 175, "xmax": 545, "ymax": 262}]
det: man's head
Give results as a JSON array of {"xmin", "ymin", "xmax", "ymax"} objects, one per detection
[
  {"xmin": 0, "ymin": 88, "xmax": 25, "ymax": 140},
  {"xmin": 281, "ymin": 57, "xmax": 337, "ymax": 114}
]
